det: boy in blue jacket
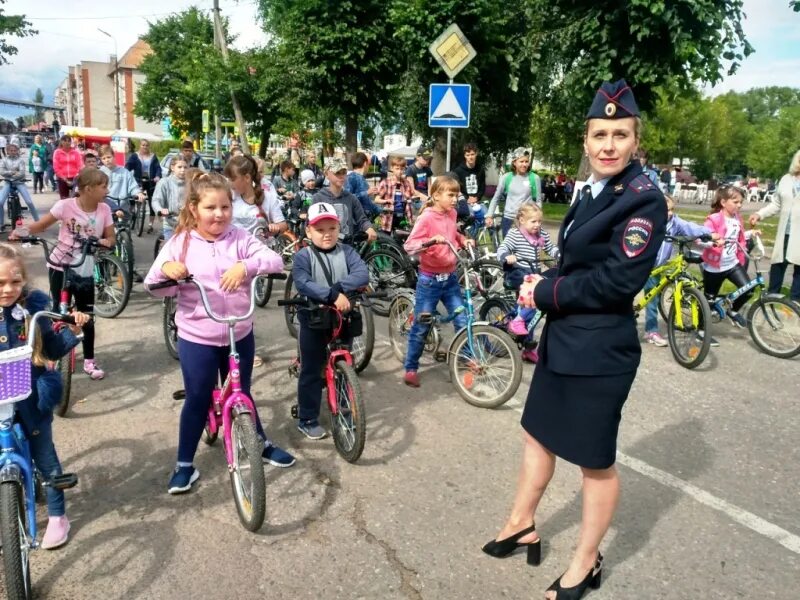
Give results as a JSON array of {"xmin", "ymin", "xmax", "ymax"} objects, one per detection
[
  {"xmin": 292, "ymin": 202, "xmax": 369, "ymax": 439},
  {"xmin": 644, "ymin": 196, "xmax": 718, "ymax": 346}
]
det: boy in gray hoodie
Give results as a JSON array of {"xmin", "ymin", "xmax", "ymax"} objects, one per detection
[
  {"xmin": 311, "ymin": 157, "xmax": 377, "ymax": 244},
  {"xmin": 151, "ymin": 155, "xmax": 188, "ymax": 241}
]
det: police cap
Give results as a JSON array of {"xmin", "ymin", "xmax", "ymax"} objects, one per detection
[{"xmin": 586, "ymin": 79, "xmax": 640, "ymax": 120}]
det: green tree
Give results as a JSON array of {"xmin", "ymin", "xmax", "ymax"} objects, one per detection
[
  {"xmin": 33, "ymin": 88, "xmax": 44, "ymax": 122},
  {"xmin": 387, "ymin": 0, "xmax": 538, "ymax": 169},
  {"xmin": 526, "ymin": 0, "xmax": 753, "ymax": 173},
  {"xmin": 0, "ymin": 0, "xmax": 35, "ymax": 66},
  {"xmin": 135, "ymin": 8, "xmax": 230, "ymax": 138},
  {"xmin": 746, "ymin": 105, "xmax": 800, "ymax": 179},
  {"xmin": 257, "ymin": 0, "xmax": 397, "ymax": 155}
]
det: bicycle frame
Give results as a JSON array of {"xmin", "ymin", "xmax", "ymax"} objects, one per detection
[
  {"xmin": 0, "ymin": 409, "xmax": 38, "ymax": 544},
  {"xmin": 710, "ymin": 237, "xmax": 767, "ymax": 317}
]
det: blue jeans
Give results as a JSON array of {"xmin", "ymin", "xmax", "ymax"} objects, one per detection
[
  {"xmin": 26, "ymin": 422, "xmax": 65, "ymax": 516},
  {"xmin": 501, "ymin": 217, "xmax": 514, "ymax": 237},
  {"xmin": 404, "ymin": 272, "xmax": 467, "ymax": 371},
  {"xmin": 644, "ymin": 275, "xmax": 660, "ymax": 334},
  {"xmin": 0, "ymin": 181, "xmax": 40, "ymax": 225}
]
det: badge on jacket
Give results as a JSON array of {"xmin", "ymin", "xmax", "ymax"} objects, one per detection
[{"xmin": 622, "ymin": 217, "xmax": 653, "ymax": 258}]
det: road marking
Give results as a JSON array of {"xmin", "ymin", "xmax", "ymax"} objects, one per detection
[
  {"xmin": 506, "ymin": 397, "xmax": 800, "ymax": 555},
  {"xmin": 616, "ymin": 452, "xmax": 800, "ymax": 555}
]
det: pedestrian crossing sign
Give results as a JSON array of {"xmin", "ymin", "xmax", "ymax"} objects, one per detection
[{"xmin": 428, "ymin": 84, "xmax": 471, "ymax": 128}]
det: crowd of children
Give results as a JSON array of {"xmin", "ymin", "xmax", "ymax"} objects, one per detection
[{"xmin": 0, "ymin": 138, "xmax": 778, "ymax": 552}]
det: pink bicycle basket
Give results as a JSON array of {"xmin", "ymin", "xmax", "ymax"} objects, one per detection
[{"xmin": 0, "ymin": 346, "xmax": 33, "ymax": 405}]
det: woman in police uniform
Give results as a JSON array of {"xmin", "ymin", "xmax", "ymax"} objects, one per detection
[{"xmin": 481, "ymin": 80, "xmax": 667, "ymax": 599}]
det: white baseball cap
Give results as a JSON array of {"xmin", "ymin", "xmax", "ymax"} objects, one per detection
[{"xmin": 307, "ymin": 202, "xmax": 340, "ymax": 226}]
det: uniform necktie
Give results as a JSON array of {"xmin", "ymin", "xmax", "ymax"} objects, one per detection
[{"xmin": 574, "ymin": 185, "xmax": 593, "ymax": 222}]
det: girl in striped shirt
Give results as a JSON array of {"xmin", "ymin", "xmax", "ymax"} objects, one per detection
[{"xmin": 496, "ymin": 203, "xmax": 558, "ymax": 351}]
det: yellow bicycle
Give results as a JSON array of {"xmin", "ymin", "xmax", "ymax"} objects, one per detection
[{"xmin": 634, "ymin": 234, "xmax": 713, "ymax": 369}]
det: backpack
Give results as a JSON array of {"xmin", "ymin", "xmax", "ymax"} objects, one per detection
[{"xmin": 503, "ymin": 172, "xmax": 539, "ymax": 200}]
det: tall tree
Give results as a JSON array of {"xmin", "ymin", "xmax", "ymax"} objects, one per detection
[
  {"xmin": 135, "ymin": 8, "xmax": 230, "ymax": 138},
  {"xmin": 257, "ymin": 0, "xmax": 398, "ymax": 156},
  {"xmin": 33, "ymin": 88, "xmax": 44, "ymax": 122},
  {"xmin": 0, "ymin": 0, "xmax": 35, "ymax": 66},
  {"xmin": 526, "ymin": 0, "xmax": 753, "ymax": 173},
  {"xmin": 387, "ymin": 0, "xmax": 538, "ymax": 170}
]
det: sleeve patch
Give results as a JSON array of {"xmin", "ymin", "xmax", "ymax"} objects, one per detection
[{"xmin": 622, "ymin": 217, "xmax": 653, "ymax": 258}]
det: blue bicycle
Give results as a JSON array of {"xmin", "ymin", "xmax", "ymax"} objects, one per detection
[
  {"xmin": 0, "ymin": 310, "xmax": 78, "ymax": 599},
  {"xmin": 387, "ymin": 239, "xmax": 523, "ymax": 408}
]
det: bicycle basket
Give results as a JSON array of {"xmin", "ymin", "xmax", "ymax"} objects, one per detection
[{"xmin": 0, "ymin": 346, "xmax": 33, "ymax": 405}]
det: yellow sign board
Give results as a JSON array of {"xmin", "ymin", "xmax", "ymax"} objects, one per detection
[
  {"xmin": 201, "ymin": 109, "xmax": 210, "ymax": 133},
  {"xmin": 429, "ymin": 24, "xmax": 476, "ymax": 79}
]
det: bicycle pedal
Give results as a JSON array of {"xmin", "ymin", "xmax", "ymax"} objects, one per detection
[
  {"xmin": 45, "ymin": 473, "xmax": 78, "ymax": 490},
  {"xmin": 290, "ymin": 404, "xmax": 299, "ymax": 419},
  {"xmin": 418, "ymin": 312, "xmax": 434, "ymax": 325},
  {"xmin": 434, "ymin": 350, "xmax": 448, "ymax": 362}
]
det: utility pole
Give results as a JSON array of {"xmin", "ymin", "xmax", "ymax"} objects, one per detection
[
  {"xmin": 98, "ymin": 29, "xmax": 121, "ymax": 130},
  {"xmin": 213, "ymin": 0, "xmax": 248, "ymax": 152}
]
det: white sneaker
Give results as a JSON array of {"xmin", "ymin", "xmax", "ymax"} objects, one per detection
[{"xmin": 645, "ymin": 332, "xmax": 668, "ymax": 347}]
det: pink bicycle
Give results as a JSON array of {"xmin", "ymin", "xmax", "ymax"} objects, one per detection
[{"xmin": 148, "ymin": 274, "xmax": 286, "ymax": 531}]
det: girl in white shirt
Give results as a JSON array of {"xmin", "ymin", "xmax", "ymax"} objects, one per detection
[{"xmin": 224, "ymin": 155, "xmax": 287, "ymax": 236}]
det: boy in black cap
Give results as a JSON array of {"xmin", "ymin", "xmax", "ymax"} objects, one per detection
[{"xmin": 405, "ymin": 145, "xmax": 433, "ymax": 207}]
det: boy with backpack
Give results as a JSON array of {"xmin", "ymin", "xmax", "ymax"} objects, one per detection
[{"xmin": 487, "ymin": 147, "xmax": 541, "ymax": 236}]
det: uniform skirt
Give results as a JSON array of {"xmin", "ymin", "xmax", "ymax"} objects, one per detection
[{"xmin": 521, "ymin": 364, "xmax": 637, "ymax": 469}]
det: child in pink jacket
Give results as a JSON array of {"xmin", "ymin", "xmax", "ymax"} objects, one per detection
[{"xmin": 145, "ymin": 171, "xmax": 295, "ymax": 495}]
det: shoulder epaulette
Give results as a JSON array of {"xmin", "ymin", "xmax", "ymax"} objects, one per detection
[{"xmin": 628, "ymin": 174, "xmax": 656, "ymax": 194}]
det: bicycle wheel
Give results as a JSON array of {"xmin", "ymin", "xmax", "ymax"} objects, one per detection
[
  {"xmin": 461, "ymin": 258, "xmax": 504, "ymax": 296},
  {"xmin": 228, "ymin": 413, "xmax": 266, "ymax": 531},
  {"xmin": 449, "ymin": 324, "xmax": 522, "ymax": 408},
  {"xmin": 135, "ymin": 201, "xmax": 146, "ymax": 237},
  {"xmin": 387, "ymin": 293, "xmax": 415, "ymax": 362},
  {"xmin": 364, "ymin": 249, "xmax": 415, "ymax": 317},
  {"xmin": 117, "ymin": 229, "xmax": 135, "ymax": 279},
  {"xmin": 667, "ymin": 286, "xmax": 711, "ymax": 369},
  {"xmin": 93, "ymin": 252, "xmax": 131, "ymax": 318},
  {"xmin": 747, "ymin": 297, "xmax": 800, "ymax": 358},
  {"xmin": 254, "ymin": 276, "xmax": 273, "ymax": 307},
  {"xmin": 350, "ymin": 303, "xmax": 374, "ymax": 373},
  {"xmin": 8, "ymin": 195, "xmax": 21, "ymax": 230},
  {"xmin": 55, "ymin": 349, "xmax": 74, "ymax": 417},
  {"xmin": 163, "ymin": 297, "xmax": 179, "ymax": 360},
  {"xmin": 478, "ymin": 297, "xmax": 514, "ymax": 328},
  {"xmin": 658, "ymin": 281, "xmax": 676, "ymax": 323},
  {"xmin": 283, "ymin": 273, "xmax": 300, "ymax": 338},
  {"xmin": 330, "ymin": 361, "xmax": 366, "ymax": 463},
  {"xmin": 0, "ymin": 481, "xmax": 32, "ymax": 599}
]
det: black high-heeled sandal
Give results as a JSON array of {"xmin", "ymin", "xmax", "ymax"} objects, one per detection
[
  {"xmin": 481, "ymin": 523, "xmax": 541, "ymax": 566},
  {"xmin": 545, "ymin": 553, "xmax": 603, "ymax": 599}
]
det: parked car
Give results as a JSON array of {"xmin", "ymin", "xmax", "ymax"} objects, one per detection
[{"xmin": 161, "ymin": 150, "xmax": 215, "ymax": 172}]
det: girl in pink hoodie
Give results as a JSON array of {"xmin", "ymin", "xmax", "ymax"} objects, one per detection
[{"xmin": 145, "ymin": 172, "xmax": 295, "ymax": 495}]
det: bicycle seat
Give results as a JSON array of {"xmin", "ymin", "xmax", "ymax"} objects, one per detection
[
  {"xmin": 683, "ymin": 251, "xmax": 703, "ymax": 264},
  {"xmin": 393, "ymin": 229, "xmax": 411, "ymax": 240}
]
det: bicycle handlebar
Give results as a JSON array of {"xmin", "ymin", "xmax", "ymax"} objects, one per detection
[
  {"xmin": 276, "ymin": 289, "xmax": 387, "ymax": 308},
  {"xmin": 25, "ymin": 311, "xmax": 77, "ymax": 350},
  {"xmin": 15, "ymin": 235, "xmax": 99, "ymax": 269},
  {"xmin": 665, "ymin": 233, "xmax": 712, "ymax": 244},
  {"xmin": 148, "ymin": 272, "xmax": 287, "ymax": 323}
]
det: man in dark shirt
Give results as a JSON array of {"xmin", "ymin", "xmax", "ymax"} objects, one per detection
[
  {"xmin": 405, "ymin": 145, "xmax": 433, "ymax": 205},
  {"xmin": 453, "ymin": 142, "xmax": 486, "ymax": 202}
]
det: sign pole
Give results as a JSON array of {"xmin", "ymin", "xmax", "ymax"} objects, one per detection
[{"xmin": 445, "ymin": 78, "xmax": 453, "ymax": 171}]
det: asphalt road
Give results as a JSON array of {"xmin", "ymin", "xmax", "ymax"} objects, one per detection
[{"xmin": 0, "ymin": 191, "xmax": 797, "ymax": 600}]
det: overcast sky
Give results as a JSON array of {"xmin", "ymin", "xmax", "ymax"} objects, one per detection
[{"xmin": 1, "ymin": 0, "xmax": 798, "ymax": 120}]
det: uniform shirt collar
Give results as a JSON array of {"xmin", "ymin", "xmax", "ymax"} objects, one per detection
[{"xmin": 586, "ymin": 174, "xmax": 610, "ymax": 198}]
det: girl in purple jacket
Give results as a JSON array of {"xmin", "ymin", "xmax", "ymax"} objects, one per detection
[{"xmin": 145, "ymin": 172, "xmax": 295, "ymax": 495}]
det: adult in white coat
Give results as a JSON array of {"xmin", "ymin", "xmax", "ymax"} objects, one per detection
[{"xmin": 750, "ymin": 149, "xmax": 800, "ymax": 302}]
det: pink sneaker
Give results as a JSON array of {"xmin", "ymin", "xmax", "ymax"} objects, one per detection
[
  {"xmin": 83, "ymin": 359, "xmax": 105, "ymax": 380},
  {"xmin": 507, "ymin": 318, "xmax": 528, "ymax": 336},
  {"xmin": 521, "ymin": 348, "xmax": 539, "ymax": 363},
  {"xmin": 41, "ymin": 515, "xmax": 70, "ymax": 550}
]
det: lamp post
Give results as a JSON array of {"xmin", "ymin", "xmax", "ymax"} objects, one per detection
[{"xmin": 98, "ymin": 28, "xmax": 121, "ymax": 130}]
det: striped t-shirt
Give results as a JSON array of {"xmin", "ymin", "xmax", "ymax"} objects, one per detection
[{"xmin": 496, "ymin": 227, "xmax": 557, "ymax": 273}]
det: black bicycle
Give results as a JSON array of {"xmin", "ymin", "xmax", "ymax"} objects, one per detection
[{"xmin": 2, "ymin": 178, "xmax": 30, "ymax": 233}]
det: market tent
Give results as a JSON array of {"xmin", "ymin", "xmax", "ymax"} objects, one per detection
[{"xmin": 112, "ymin": 130, "xmax": 163, "ymax": 141}]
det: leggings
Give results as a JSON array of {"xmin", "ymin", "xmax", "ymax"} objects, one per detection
[
  {"xmin": 56, "ymin": 177, "xmax": 74, "ymax": 199},
  {"xmin": 48, "ymin": 268, "xmax": 96, "ymax": 359},
  {"xmin": 702, "ymin": 264, "xmax": 752, "ymax": 312},
  {"xmin": 176, "ymin": 331, "xmax": 267, "ymax": 464}
]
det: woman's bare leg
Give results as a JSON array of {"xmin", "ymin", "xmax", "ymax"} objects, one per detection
[{"xmin": 494, "ymin": 431, "xmax": 556, "ymax": 544}]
